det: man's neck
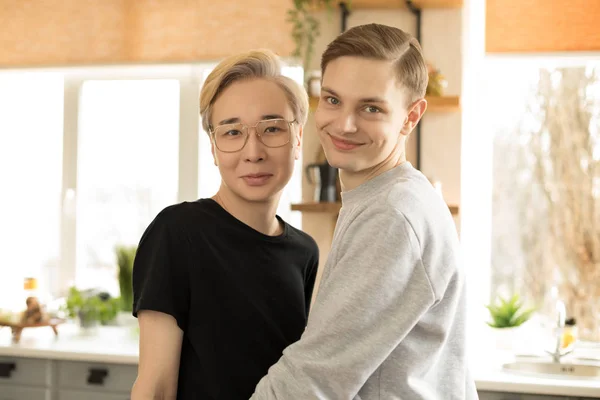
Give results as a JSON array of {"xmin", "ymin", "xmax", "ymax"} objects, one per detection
[
  {"xmin": 213, "ymin": 188, "xmax": 282, "ymax": 236},
  {"xmin": 340, "ymin": 151, "xmax": 406, "ymax": 192}
]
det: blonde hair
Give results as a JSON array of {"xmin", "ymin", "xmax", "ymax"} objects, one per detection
[
  {"xmin": 321, "ymin": 23, "xmax": 428, "ymax": 103},
  {"xmin": 200, "ymin": 49, "xmax": 309, "ymax": 134}
]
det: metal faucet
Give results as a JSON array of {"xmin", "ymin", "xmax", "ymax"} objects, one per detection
[{"xmin": 545, "ymin": 299, "xmax": 573, "ymax": 363}]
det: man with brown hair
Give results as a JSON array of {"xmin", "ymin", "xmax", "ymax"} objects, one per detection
[{"xmin": 251, "ymin": 23, "xmax": 477, "ymax": 399}]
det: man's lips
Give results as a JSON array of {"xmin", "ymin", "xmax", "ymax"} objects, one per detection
[
  {"xmin": 329, "ymin": 135, "xmax": 364, "ymax": 150},
  {"xmin": 241, "ymin": 173, "xmax": 273, "ymax": 186},
  {"xmin": 242, "ymin": 173, "xmax": 272, "ymax": 178}
]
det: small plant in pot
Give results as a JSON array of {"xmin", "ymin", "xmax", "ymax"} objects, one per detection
[
  {"xmin": 63, "ymin": 287, "xmax": 120, "ymax": 330},
  {"xmin": 486, "ymin": 293, "xmax": 535, "ymax": 351},
  {"xmin": 287, "ymin": 0, "xmax": 341, "ymax": 80},
  {"xmin": 116, "ymin": 245, "xmax": 136, "ymax": 312},
  {"xmin": 115, "ymin": 244, "xmax": 137, "ymax": 326}
]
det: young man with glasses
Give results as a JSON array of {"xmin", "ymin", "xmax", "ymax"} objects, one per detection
[
  {"xmin": 131, "ymin": 49, "xmax": 319, "ymax": 400},
  {"xmin": 251, "ymin": 24, "xmax": 477, "ymax": 400}
]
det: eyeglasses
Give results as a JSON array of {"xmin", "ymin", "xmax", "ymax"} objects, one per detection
[{"xmin": 210, "ymin": 118, "xmax": 297, "ymax": 153}]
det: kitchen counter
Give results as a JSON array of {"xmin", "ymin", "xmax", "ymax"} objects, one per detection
[
  {"xmin": 473, "ymin": 353, "xmax": 600, "ymax": 398},
  {"xmin": 1, "ymin": 324, "xmax": 599, "ymax": 397},
  {"xmin": 0, "ymin": 322, "xmax": 138, "ymax": 365}
]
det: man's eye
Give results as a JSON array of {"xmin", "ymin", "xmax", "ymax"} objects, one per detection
[{"xmin": 365, "ymin": 106, "xmax": 381, "ymax": 113}]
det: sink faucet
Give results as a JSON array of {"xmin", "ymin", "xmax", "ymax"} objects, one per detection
[{"xmin": 545, "ymin": 299, "xmax": 573, "ymax": 363}]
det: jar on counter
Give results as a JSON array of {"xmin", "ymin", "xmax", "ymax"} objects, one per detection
[{"xmin": 561, "ymin": 317, "xmax": 578, "ymax": 349}]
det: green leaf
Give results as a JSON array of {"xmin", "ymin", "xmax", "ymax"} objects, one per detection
[
  {"xmin": 286, "ymin": 0, "xmax": 353, "ymax": 80},
  {"xmin": 485, "ymin": 293, "xmax": 535, "ymax": 328}
]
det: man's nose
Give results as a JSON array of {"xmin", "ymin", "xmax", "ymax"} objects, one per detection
[
  {"xmin": 336, "ymin": 110, "xmax": 358, "ymax": 134},
  {"xmin": 242, "ymin": 128, "xmax": 266, "ymax": 162}
]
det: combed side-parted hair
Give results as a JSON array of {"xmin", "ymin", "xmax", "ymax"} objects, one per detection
[
  {"xmin": 321, "ymin": 23, "xmax": 428, "ymax": 103},
  {"xmin": 199, "ymin": 49, "xmax": 309, "ymax": 135}
]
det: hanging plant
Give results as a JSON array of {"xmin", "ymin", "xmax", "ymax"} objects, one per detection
[{"xmin": 287, "ymin": 0, "xmax": 341, "ymax": 79}]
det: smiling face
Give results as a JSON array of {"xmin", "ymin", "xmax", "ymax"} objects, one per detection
[
  {"xmin": 210, "ymin": 78, "xmax": 302, "ymax": 203},
  {"xmin": 315, "ymin": 56, "xmax": 425, "ymax": 185}
]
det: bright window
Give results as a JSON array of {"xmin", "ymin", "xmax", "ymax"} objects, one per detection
[
  {"xmin": 0, "ymin": 61, "xmax": 305, "ymax": 311},
  {"xmin": 75, "ymin": 79, "xmax": 180, "ymax": 295},
  {"xmin": 484, "ymin": 58, "xmax": 600, "ymax": 342},
  {"xmin": 0, "ymin": 72, "xmax": 64, "ymax": 309}
]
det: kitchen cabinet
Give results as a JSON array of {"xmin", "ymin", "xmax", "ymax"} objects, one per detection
[
  {"xmin": 0, "ymin": 385, "xmax": 50, "ymax": 400},
  {"xmin": 478, "ymin": 390, "xmax": 599, "ymax": 400},
  {"xmin": 0, "ymin": 356, "xmax": 136, "ymax": 400}
]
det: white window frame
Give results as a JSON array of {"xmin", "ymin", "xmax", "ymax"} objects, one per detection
[
  {"xmin": 461, "ymin": 0, "xmax": 600, "ymax": 354},
  {"xmin": 1, "ymin": 59, "xmax": 301, "ymax": 298},
  {"xmin": 55, "ymin": 63, "xmax": 214, "ymax": 295}
]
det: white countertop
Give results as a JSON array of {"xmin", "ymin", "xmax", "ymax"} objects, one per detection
[
  {"xmin": 0, "ymin": 323, "xmax": 139, "ymax": 365},
  {"xmin": 1, "ymin": 323, "xmax": 599, "ymax": 397},
  {"xmin": 472, "ymin": 352, "xmax": 600, "ymax": 398}
]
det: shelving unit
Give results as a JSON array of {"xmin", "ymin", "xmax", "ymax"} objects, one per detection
[
  {"xmin": 295, "ymin": 0, "xmax": 463, "ymax": 221},
  {"xmin": 425, "ymin": 95, "xmax": 461, "ymax": 112},
  {"xmin": 308, "ymin": 95, "xmax": 460, "ymax": 113},
  {"xmin": 291, "ymin": 202, "xmax": 342, "ymax": 213},
  {"xmin": 350, "ymin": 0, "xmax": 463, "ymax": 9},
  {"xmin": 292, "ymin": 202, "xmax": 459, "ymax": 216},
  {"xmin": 309, "ymin": 0, "xmax": 463, "ymax": 169},
  {"xmin": 317, "ymin": 0, "xmax": 463, "ymax": 10}
]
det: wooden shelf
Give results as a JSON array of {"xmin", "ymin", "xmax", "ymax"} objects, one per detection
[
  {"xmin": 292, "ymin": 202, "xmax": 342, "ymax": 213},
  {"xmin": 425, "ymin": 95, "xmax": 461, "ymax": 112},
  {"xmin": 292, "ymin": 202, "xmax": 459, "ymax": 215},
  {"xmin": 309, "ymin": 95, "xmax": 460, "ymax": 113},
  {"xmin": 350, "ymin": 0, "xmax": 463, "ymax": 9}
]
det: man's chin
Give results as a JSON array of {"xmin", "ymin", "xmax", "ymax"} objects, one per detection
[
  {"xmin": 323, "ymin": 153, "xmax": 352, "ymax": 169},
  {"xmin": 321, "ymin": 152, "xmax": 344, "ymax": 169}
]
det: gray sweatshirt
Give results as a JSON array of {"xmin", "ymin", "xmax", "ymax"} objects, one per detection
[{"xmin": 251, "ymin": 162, "xmax": 478, "ymax": 399}]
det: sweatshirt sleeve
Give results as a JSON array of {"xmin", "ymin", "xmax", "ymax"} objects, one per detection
[{"xmin": 250, "ymin": 206, "xmax": 437, "ymax": 399}]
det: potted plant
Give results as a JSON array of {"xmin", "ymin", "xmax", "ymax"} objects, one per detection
[
  {"xmin": 63, "ymin": 287, "xmax": 120, "ymax": 331},
  {"xmin": 425, "ymin": 62, "xmax": 448, "ymax": 97},
  {"xmin": 287, "ymin": 0, "xmax": 340, "ymax": 79},
  {"xmin": 486, "ymin": 293, "xmax": 535, "ymax": 351},
  {"xmin": 115, "ymin": 245, "xmax": 137, "ymax": 326},
  {"xmin": 116, "ymin": 245, "xmax": 136, "ymax": 311}
]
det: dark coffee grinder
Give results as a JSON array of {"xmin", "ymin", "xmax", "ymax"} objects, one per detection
[{"xmin": 305, "ymin": 162, "xmax": 339, "ymax": 202}]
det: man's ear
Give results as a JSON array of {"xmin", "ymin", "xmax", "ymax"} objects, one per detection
[
  {"xmin": 401, "ymin": 98, "xmax": 428, "ymax": 136},
  {"xmin": 294, "ymin": 126, "xmax": 303, "ymax": 161}
]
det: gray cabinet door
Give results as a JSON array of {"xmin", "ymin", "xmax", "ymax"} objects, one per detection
[
  {"xmin": 0, "ymin": 357, "xmax": 52, "ymax": 387},
  {"xmin": 478, "ymin": 391, "xmax": 597, "ymax": 400},
  {"xmin": 478, "ymin": 391, "xmax": 522, "ymax": 400},
  {"xmin": 58, "ymin": 389, "xmax": 130, "ymax": 400},
  {"xmin": 0, "ymin": 384, "xmax": 51, "ymax": 400},
  {"xmin": 58, "ymin": 360, "xmax": 137, "ymax": 393}
]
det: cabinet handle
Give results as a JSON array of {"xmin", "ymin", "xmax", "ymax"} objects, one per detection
[
  {"xmin": 0, "ymin": 362, "xmax": 16, "ymax": 378},
  {"xmin": 87, "ymin": 367, "xmax": 109, "ymax": 385}
]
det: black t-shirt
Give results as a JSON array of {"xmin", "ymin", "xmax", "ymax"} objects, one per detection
[{"xmin": 132, "ymin": 198, "xmax": 319, "ymax": 399}]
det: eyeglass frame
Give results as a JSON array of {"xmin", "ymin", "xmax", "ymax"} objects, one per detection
[{"xmin": 209, "ymin": 118, "xmax": 299, "ymax": 153}]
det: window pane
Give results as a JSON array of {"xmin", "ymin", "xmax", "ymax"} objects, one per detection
[
  {"xmin": 197, "ymin": 127, "xmax": 221, "ymax": 199},
  {"xmin": 76, "ymin": 80, "xmax": 179, "ymax": 295},
  {"xmin": 487, "ymin": 60, "xmax": 600, "ymax": 342},
  {"xmin": 0, "ymin": 72, "xmax": 64, "ymax": 309},
  {"xmin": 198, "ymin": 66, "xmax": 303, "ymax": 228},
  {"xmin": 279, "ymin": 66, "xmax": 304, "ymax": 229}
]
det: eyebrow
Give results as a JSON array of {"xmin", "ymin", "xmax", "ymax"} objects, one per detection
[
  {"xmin": 321, "ymin": 86, "xmax": 387, "ymax": 104},
  {"xmin": 217, "ymin": 114, "xmax": 285, "ymax": 125}
]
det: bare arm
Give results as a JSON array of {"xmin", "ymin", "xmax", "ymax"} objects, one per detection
[{"xmin": 131, "ymin": 310, "xmax": 184, "ymax": 400}]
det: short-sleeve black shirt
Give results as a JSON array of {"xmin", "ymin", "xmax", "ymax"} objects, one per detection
[{"xmin": 132, "ymin": 199, "xmax": 319, "ymax": 399}]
